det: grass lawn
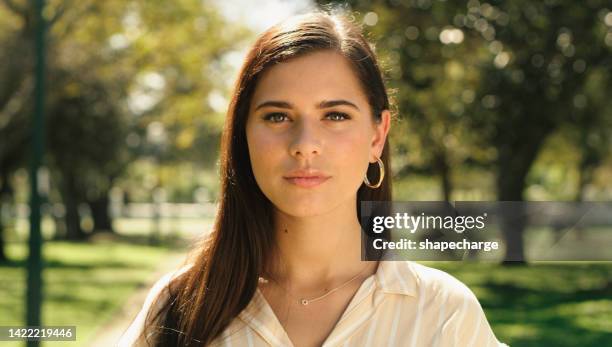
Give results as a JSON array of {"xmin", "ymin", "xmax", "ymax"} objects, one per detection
[
  {"xmin": 0, "ymin": 238, "xmax": 187, "ymax": 347},
  {"xmin": 1, "ymin": 239, "xmax": 611, "ymax": 346},
  {"xmin": 427, "ymin": 261, "xmax": 612, "ymax": 346}
]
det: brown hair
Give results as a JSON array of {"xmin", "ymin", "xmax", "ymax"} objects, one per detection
[{"xmin": 142, "ymin": 10, "xmax": 393, "ymax": 346}]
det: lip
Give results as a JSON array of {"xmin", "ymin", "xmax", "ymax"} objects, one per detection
[{"xmin": 283, "ymin": 169, "xmax": 331, "ymax": 188}]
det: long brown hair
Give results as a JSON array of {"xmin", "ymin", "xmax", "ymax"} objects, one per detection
[{"xmin": 142, "ymin": 11, "xmax": 394, "ymax": 346}]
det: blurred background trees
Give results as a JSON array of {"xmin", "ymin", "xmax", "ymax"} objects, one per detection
[
  {"xmin": 321, "ymin": 0, "xmax": 612, "ymax": 261},
  {"xmin": 0, "ymin": 0, "xmax": 611, "ymax": 260},
  {"xmin": 0, "ymin": 1, "xmax": 611, "ymax": 345},
  {"xmin": 0, "ymin": 0, "xmax": 250, "ymax": 254}
]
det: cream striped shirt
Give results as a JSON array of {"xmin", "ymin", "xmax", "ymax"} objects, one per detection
[{"xmin": 119, "ymin": 261, "xmax": 508, "ymax": 346}]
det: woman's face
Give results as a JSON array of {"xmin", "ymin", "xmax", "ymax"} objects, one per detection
[{"xmin": 246, "ymin": 50, "xmax": 390, "ymax": 217}]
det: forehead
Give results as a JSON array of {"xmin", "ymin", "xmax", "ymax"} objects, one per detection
[{"xmin": 251, "ymin": 50, "xmax": 368, "ymax": 106}]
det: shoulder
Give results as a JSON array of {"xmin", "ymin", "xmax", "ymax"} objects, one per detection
[
  {"xmin": 402, "ymin": 262, "xmax": 509, "ymax": 346},
  {"xmin": 408, "ymin": 261, "xmax": 478, "ymax": 303},
  {"xmin": 140, "ymin": 263, "xmax": 194, "ymax": 315},
  {"xmin": 149, "ymin": 264, "xmax": 193, "ymax": 299},
  {"xmin": 117, "ymin": 264, "xmax": 194, "ymax": 347},
  {"xmin": 383, "ymin": 262, "xmax": 479, "ymax": 321},
  {"xmin": 383, "ymin": 260, "xmax": 477, "ymax": 303},
  {"xmin": 406, "ymin": 261, "xmax": 488, "ymax": 321}
]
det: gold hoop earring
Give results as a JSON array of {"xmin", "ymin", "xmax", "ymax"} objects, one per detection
[{"xmin": 364, "ymin": 157, "xmax": 385, "ymax": 189}]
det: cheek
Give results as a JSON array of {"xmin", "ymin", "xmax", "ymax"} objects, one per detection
[
  {"xmin": 329, "ymin": 129, "xmax": 372, "ymax": 175},
  {"xmin": 247, "ymin": 127, "xmax": 282, "ymax": 176}
]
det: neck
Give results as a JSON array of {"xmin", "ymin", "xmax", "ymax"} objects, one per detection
[{"xmin": 266, "ymin": 199, "xmax": 374, "ymax": 290}]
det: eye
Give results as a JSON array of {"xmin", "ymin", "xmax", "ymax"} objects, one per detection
[
  {"xmin": 325, "ymin": 112, "xmax": 351, "ymax": 121},
  {"xmin": 263, "ymin": 112, "xmax": 289, "ymax": 123}
]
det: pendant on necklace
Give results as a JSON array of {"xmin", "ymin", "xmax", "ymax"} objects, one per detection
[{"xmin": 300, "ymin": 299, "xmax": 309, "ymax": 306}]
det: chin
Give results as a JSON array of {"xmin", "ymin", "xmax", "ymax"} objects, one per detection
[{"xmin": 274, "ymin": 198, "xmax": 335, "ymax": 218}]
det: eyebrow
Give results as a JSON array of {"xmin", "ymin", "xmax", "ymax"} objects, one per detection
[{"xmin": 254, "ymin": 99, "xmax": 360, "ymax": 111}]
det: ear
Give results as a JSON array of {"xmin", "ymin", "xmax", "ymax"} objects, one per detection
[{"xmin": 370, "ymin": 110, "xmax": 391, "ymax": 162}]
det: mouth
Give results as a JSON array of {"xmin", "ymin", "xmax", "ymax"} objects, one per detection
[
  {"xmin": 283, "ymin": 167, "xmax": 331, "ymax": 188},
  {"xmin": 283, "ymin": 168, "xmax": 331, "ymax": 188},
  {"xmin": 283, "ymin": 176, "xmax": 331, "ymax": 188}
]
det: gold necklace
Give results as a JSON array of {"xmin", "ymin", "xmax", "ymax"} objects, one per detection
[{"xmin": 261, "ymin": 264, "xmax": 371, "ymax": 306}]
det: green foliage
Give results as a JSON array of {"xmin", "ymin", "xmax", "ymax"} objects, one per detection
[
  {"xmin": 0, "ymin": 0, "xmax": 252, "ymax": 239},
  {"xmin": 320, "ymin": 0, "xmax": 612, "ymax": 201}
]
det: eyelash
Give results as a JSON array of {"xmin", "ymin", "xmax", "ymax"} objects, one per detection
[{"xmin": 263, "ymin": 112, "xmax": 351, "ymax": 123}]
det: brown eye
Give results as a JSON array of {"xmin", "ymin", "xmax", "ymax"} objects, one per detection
[
  {"xmin": 326, "ymin": 112, "xmax": 350, "ymax": 121},
  {"xmin": 263, "ymin": 112, "xmax": 289, "ymax": 123}
]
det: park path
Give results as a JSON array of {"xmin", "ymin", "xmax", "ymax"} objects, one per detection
[{"xmin": 87, "ymin": 251, "xmax": 188, "ymax": 347}]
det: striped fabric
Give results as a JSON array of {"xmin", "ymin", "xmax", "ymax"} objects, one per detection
[{"xmin": 119, "ymin": 261, "xmax": 508, "ymax": 346}]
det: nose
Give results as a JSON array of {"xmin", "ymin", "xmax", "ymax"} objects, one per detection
[{"xmin": 288, "ymin": 118, "xmax": 322, "ymax": 159}]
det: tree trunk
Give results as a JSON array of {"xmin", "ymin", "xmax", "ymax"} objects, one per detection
[
  {"xmin": 61, "ymin": 172, "xmax": 86, "ymax": 240},
  {"xmin": 88, "ymin": 193, "xmax": 114, "ymax": 233},
  {"xmin": 575, "ymin": 138, "xmax": 598, "ymax": 202},
  {"xmin": 52, "ymin": 212, "xmax": 66, "ymax": 240},
  {"xmin": 0, "ymin": 170, "xmax": 13, "ymax": 262},
  {"xmin": 496, "ymin": 134, "xmax": 547, "ymax": 264}
]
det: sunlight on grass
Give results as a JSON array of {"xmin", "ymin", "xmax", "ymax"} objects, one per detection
[
  {"xmin": 0, "ymin": 240, "xmax": 186, "ymax": 347},
  {"xmin": 425, "ymin": 261, "xmax": 612, "ymax": 346},
  {"xmin": 2, "ymin": 246, "xmax": 610, "ymax": 346}
]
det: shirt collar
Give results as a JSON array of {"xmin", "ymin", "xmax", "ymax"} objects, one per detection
[
  {"xmin": 374, "ymin": 260, "xmax": 419, "ymax": 297},
  {"xmin": 238, "ymin": 260, "xmax": 419, "ymax": 346}
]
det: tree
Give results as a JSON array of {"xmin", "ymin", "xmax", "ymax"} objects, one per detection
[
  {"xmin": 465, "ymin": 0, "xmax": 611, "ymax": 261},
  {"xmin": 0, "ymin": 0, "xmax": 252, "ymax": 243},
  {"xmin": 320, "ymin": 1, "xmax": 493, "ymax": 201},
  {"xmin": 319, "ymin": 0, "xmax": 612, "ymax": 261}
]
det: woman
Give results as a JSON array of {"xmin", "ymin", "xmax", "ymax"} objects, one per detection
[{"xmin": 119, "ymin": 11, "xmax": 507, "ymax": 347}]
